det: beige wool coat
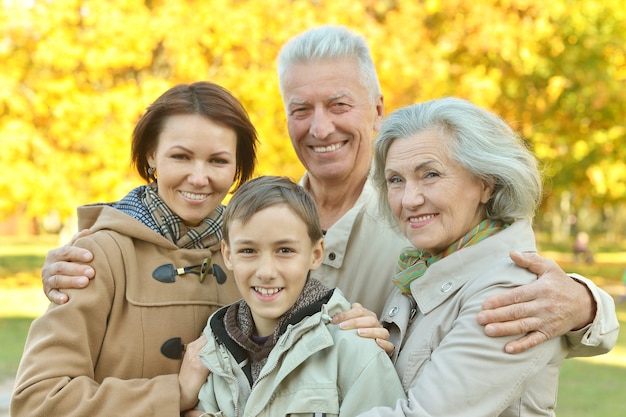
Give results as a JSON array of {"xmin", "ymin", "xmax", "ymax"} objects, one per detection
[{"xmin": 11, "ymin": 204, "xmax": 240, "ymax": 417}]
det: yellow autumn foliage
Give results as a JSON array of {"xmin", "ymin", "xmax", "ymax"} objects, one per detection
[{"xmin": 0, "ymin": 0, "xmax": 624, "ymax": 238}]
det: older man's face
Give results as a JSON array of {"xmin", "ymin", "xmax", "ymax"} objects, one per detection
[{"xmin": 281, "ymin": 58, "xmax": 383, "ymax": 184}]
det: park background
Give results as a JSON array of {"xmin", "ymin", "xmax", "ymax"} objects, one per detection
[{"xmin": 0, "ymin": 0, "xmax": 624, "ymax": 416}]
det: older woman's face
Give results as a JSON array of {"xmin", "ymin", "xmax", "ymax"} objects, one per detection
[{"xmin": 385, "ymin": 129, "xmax": 493, "ymax": 255}]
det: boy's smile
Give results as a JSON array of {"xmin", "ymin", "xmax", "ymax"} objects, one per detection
[{"xmin": 222, "ymin": 204, "xmax": 324, "ymax": 337}]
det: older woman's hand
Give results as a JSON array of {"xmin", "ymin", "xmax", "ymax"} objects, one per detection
[{"xmin": 332, "ymin": 303, "xmax": 394, "ymax": 355}]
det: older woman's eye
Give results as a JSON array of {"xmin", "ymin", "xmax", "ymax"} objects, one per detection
[{"xmin": 386, "ymin": 176, "xmax": 403, "ymax": 185}]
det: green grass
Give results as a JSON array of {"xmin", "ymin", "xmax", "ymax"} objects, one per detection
[
  {"xmin": 0, "ymin": 234, "xmax": 625, "ymax": 416},
  {"xmin": 0, "ymin": 318, "xmax": 33, "ymax": 377},
  {"xmin": 0, "ymin": 235, "xmax": 56, "ymax": 379},
  {"xmin": 556, "ymin": 305, "xmax": 626, "ymax": 416},
  {"xmin": 0, "ymin": 234, "xmax": 56, "ymax": 318},
  {"xmin": 0, "ymin": 234, "xmax": 56, "ymax": 279},
  {"xmin": 558, "ymin": 360, "xmax": 626, "ymax": 416}
]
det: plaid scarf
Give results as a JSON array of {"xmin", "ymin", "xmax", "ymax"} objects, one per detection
[
  {"xmin": 392, "ymin": 219, "xmax": 508, "ymax": 295},
  {"xmin": 114, "ymin": 183, "xmax": 223, "ymax": 249}
]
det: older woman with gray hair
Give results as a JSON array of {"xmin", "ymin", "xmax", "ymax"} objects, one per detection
[{"xmin": 361, "ymin": 97, "xmax": 572, "ymax": 416}]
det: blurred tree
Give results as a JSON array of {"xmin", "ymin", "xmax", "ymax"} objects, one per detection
[
  {"xmin": 368, "ymin": 0, "xmax": 626, "ymax": 241},
  {"xmin": 0, "ymin": 0, "xmax": 624, "ymax": 241}
]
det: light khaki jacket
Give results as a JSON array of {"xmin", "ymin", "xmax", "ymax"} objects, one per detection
[
  {"xmin": 197, "ymin": 290, "xmax": 406, "ymax": 417},
  {"xmin": 360, "ymin": 220, "xmax": 618, "ymax": 417},
  {"xmin": 302, "ymin": 175, "xmax": 410, "ymax": 315},
  {"xmin": 11, "ymin": 204, "xmax": 240, "ymax": 417}
]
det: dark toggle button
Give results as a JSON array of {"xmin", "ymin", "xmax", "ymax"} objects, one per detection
[
  {"xmin": 152, "ymin": 257, "xmax": 227, "ymax": 284},
  {"xmin": 161, "ymin": 337, "xmax": 185, "ymax": 359}
]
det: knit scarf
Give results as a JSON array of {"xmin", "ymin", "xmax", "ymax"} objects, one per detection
[
  {"xmin": 140, "ymin": 183, "xmax": 224, "ymax": 249},
  {"xmin": 392, "ymin": 219, "xmax": 508, "ymax": 295},
  {"xmin": 223, "ymin": 277, "xmax": 331, "ymax": 383}
]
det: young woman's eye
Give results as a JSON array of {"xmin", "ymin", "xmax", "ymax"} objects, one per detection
[
  {"xmin": 278, "ymin": 247, "xmax": 294, "ymax": 254},
  {"xmin": 171, "ymin": 153, "xmax": 189, "ymax": 160},
  {"xmin": 210, "ymin": 157, "xmax": 229, "ymax": 165}
]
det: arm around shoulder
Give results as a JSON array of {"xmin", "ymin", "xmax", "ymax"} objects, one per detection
[
  {"xmin": 337, "ymin": 336, "xmax": 406, "ymax": 416},
  {"xmin": 41, "ymin": 229, "xmax": 96, "ymax": 304},
  {"xmin": 565, "ymin": 273, "xmax": 619, "ymax": 357}
]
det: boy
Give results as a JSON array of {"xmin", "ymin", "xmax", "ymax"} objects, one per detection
[{"xmin": 194, "ymin": 176, "xmax": 405, "ymax": 416}]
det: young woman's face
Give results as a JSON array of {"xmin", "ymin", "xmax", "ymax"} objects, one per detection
[
  {"xmin": 147, "ymin": 114, "xmax": 237, "ymax": 225},
  {"xmin": 385, "ymin": 130, "xmax": 493, "ymax": 255},
  {"xmin": 222, "ymin": 204, "xmax": 324, "ymax": 337}
]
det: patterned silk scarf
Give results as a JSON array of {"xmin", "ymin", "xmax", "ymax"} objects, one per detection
[
  {"xmin": 141, "ymin": 183, "xmax": 224, "ymax": 249},
  {"xmin": 392, "ymin": 219, "xmax": 508, "ymax": 295}
]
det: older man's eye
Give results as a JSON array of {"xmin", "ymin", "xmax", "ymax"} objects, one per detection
[{"xmin": 290, "ymin": 107, "xmax": 310, "ymax": 117}]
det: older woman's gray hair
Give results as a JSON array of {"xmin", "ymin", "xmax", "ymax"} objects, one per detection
[
  {"xmin": 373, "ymin": 97, "xmax": 542, "ymax": 227},
  {"xmin": 276, "ymin": 25, "xmax": 381, "ymax": 104}
]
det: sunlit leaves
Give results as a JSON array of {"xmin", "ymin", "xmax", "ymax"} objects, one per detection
[{"xmin": 0, "ymin": 0, "xmax": 623, "ymax": 237}]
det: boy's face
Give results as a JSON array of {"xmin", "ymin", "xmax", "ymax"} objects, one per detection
[{"xmin": 222, "ymin": 204, "xmax": 324, "ymax": 337}]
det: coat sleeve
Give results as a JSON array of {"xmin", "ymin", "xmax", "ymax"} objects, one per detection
[
  {"xmin": 10, "ymin": 233, "xmax": 181, "ymax": 417},
  {"xmin": 196, "ymin": 375, "xmax": 221, "ymax": 415},
  {"xmin": 563, "ymin": 273, "xmax": 619, "ymax": 357},
  {"xmin": 338, "ymin": 344, "xmax": 406, "ymax": 417}
]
